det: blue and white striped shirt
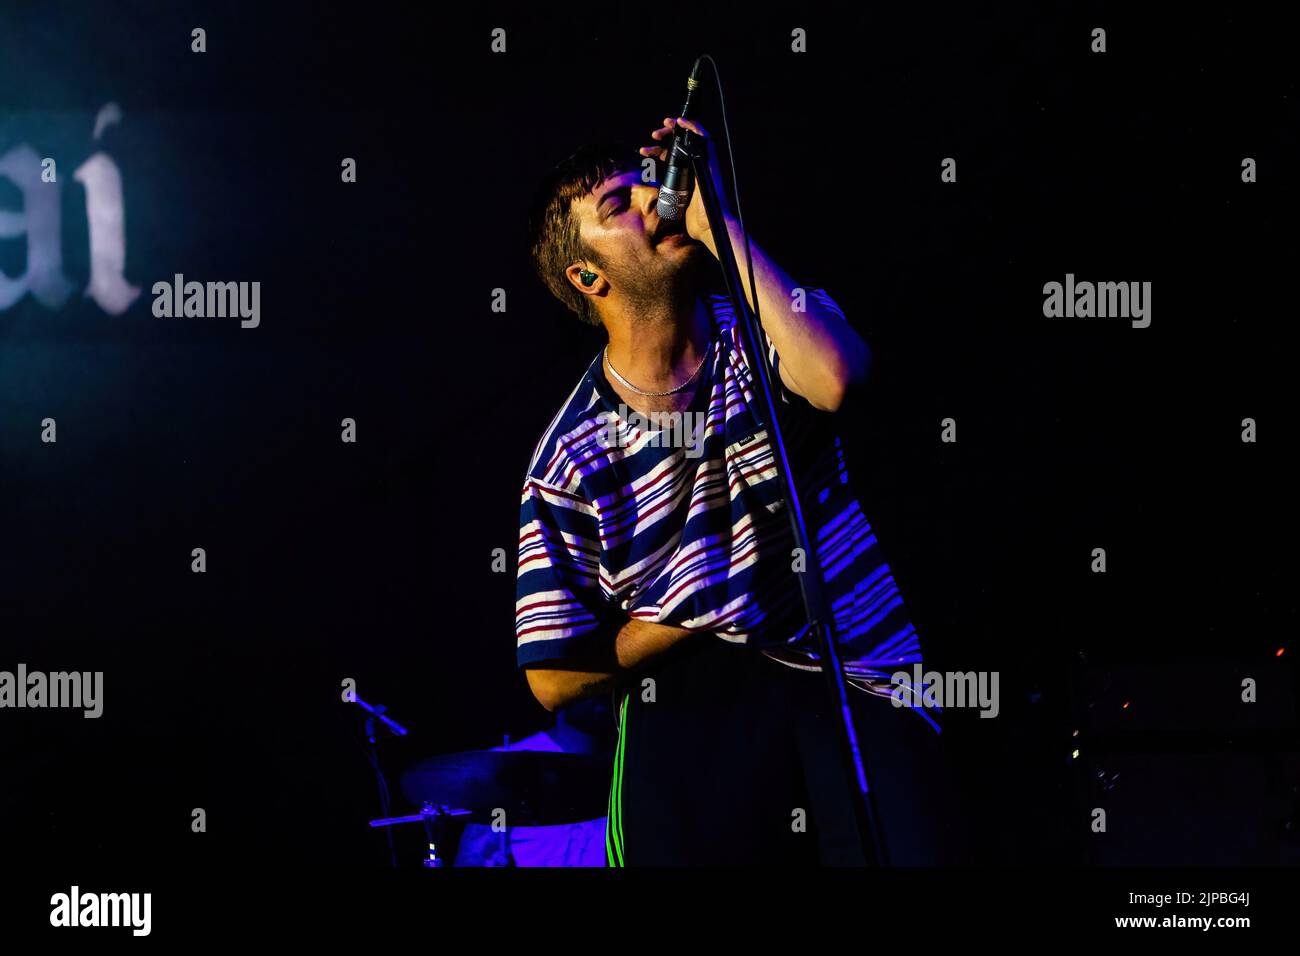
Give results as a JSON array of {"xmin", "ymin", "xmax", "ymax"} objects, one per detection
[{"xmin": 516, "ymin": 289, "xmax": 937, "ymax": 730}]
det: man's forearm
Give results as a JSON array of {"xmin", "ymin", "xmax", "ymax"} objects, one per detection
[
  {"xmin": 614, "ymin": 617, "xmax": 698, "ymax": 669},
  {"xmin": 702, "ymin": 215, "xmax": 870, "ymax": 411},
  {"xmin": 525, "ymin": 668, "xmax": 621, "ymax": 713},
  {"xmin": 525, "ymin": 619, "xmax": 699, "ymax": 712}
]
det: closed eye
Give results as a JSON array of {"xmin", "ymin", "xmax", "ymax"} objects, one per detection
[{"xmin": 600, "ymin": 186, "xmax": 633, "ymax": 218}]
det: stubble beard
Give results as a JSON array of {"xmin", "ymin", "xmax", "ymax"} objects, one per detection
[{"xmin": 616, "ymin": 241, "xmax": 708, "ymax": 326}]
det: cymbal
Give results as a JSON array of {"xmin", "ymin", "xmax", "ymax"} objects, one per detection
[{"xmin": 400, "ymin": 750, "xmax": 612, "ymax": 827}]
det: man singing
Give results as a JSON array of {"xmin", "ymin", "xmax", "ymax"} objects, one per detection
[{"xmin": 516, "ymin": 116, "xmax": 946, "ymax": 866}]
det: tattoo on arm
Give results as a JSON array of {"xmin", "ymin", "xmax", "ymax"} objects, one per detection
[{"xmin": 579, "ymin": 673, "xmax": 619, "ymax": 699}]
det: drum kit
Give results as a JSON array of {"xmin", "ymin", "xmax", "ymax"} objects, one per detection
[{"xmin": 353, "ymin": 692, "xmax": 612, "ymax": 867}]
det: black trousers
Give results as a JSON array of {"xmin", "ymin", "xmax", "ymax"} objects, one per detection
[{"xmin": 605, "ymin": 635, "xmax": 956, "ymax": 866}]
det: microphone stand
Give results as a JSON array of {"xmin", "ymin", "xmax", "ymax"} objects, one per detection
[{"xmin": 672, "ymin": 126, "xmax": 890, "ymax": 867}]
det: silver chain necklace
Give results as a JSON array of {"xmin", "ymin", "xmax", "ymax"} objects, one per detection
[{"xmin": 604, "ymin": 341, "xmax": 711, "ymax": 397}]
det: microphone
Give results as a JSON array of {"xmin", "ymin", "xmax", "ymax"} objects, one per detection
[{"xmin": 656, "ymin": 57, "xmax": 704, "ymax": 222}]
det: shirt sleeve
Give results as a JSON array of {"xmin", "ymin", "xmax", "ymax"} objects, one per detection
[{"xmin": 515, "ymin": 476, "xmax": 617, "ymax": 669}]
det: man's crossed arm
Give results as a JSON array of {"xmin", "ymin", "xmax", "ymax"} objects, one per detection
[{"xmin": 525, "ymin": 618, "xmax": 700, "ymax": 712}]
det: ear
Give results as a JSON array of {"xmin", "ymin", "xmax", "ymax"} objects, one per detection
[{"xmin": 566, "ymin": 262, "xmax": 604, "ymax": 296}]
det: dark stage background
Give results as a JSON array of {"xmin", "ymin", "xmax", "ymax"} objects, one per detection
[{"xmin": 1, "ymin": 1, "xmax": 1297, "ymax": 872}]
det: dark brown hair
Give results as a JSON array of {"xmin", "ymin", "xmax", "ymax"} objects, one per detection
[{"xmin": 526, "ymin": 141, "xmax": 641, "ymax": 326}]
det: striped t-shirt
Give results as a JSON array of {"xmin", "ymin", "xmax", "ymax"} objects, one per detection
[{"xmin": 516, "ymin": 288, "xmax": 938, "ymax": 730}]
